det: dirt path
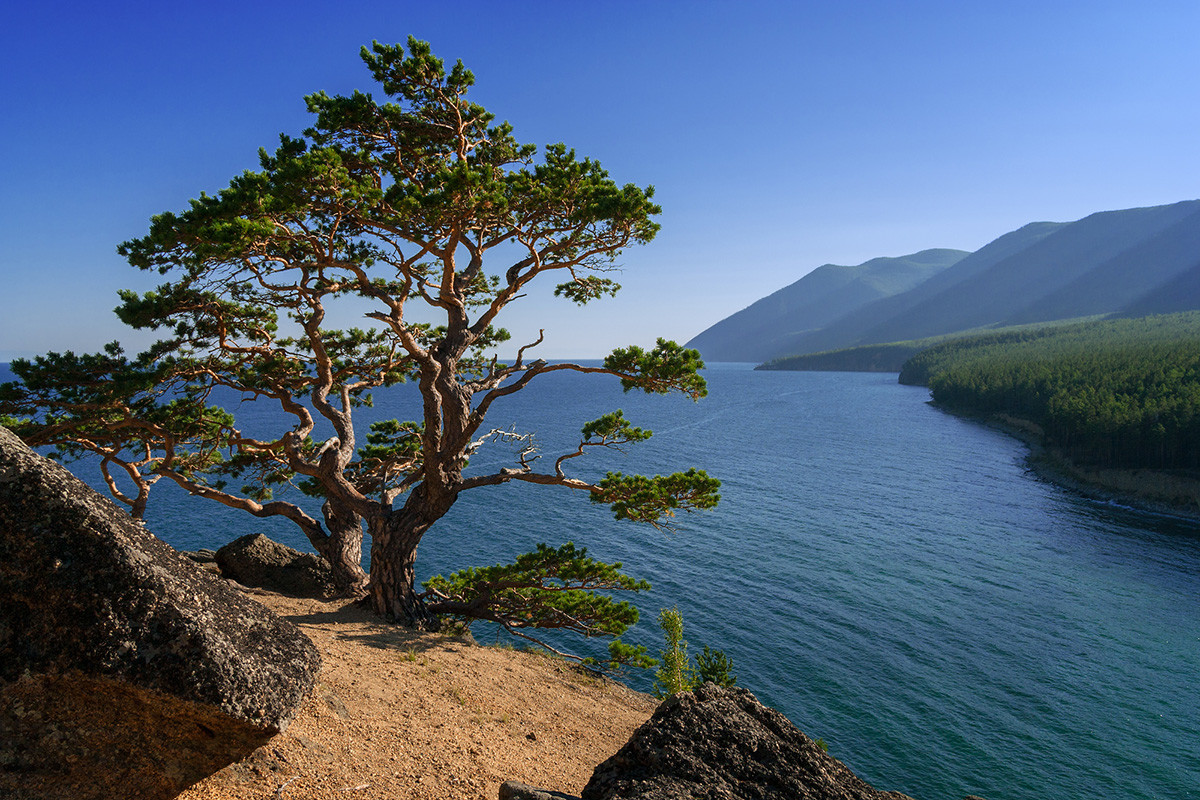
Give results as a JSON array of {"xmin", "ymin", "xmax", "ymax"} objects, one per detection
[{"xmin": 178, "ymin": 592, "xmax": 656, "ymax": 800}]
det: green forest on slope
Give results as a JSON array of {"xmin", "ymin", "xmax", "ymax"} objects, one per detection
[
  {"xmin": 756, "ymin": 318, "xmax": 1099, "ymax": 373},
  {"xmin": 898, "ymin": 313, "xmax": 1200, "ymax": 470},
  {"xmin": 757, "ymin": 341, "xmax": 931, "ymax": 372}
]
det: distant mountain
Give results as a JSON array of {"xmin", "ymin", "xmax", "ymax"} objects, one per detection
[
  {"xmin": 687, "ymin": 200, "xmax": 1200, "ymax": 363},
  {"xmin": 1000, "ymin": 210, "xmax": 1200, "ymax": 324},
  {"xmin": 685, "ymin": 249, "xmax": 967, "ymax": 362},
  {"xmin": 1119, "ymin": 259, "xmax": 1200, "ymax": 317},
  {"xmin": 778, "ymin": 221, "xmax": 1066, "ymax": 357}
]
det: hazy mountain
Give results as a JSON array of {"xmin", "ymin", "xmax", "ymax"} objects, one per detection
[
  {"xmin": 685, "ymin": 249, "xmax": 967, "ymax": 362},
  {"xmin": 776, "ymin": 221, "xmax": 1067, "ymax": 357},
  {"xmin": 1119, "ymin": 259, "xmax": 1200, "ymax": 317},
  {"xmin": 1006, "ymin": 208, "xmax": 1200, "ymax": 324},
  {"xmin": 865, "ymin": 200, "xmax": 1200, "ymax": 342},
  {"xmin": 688, "ymin": 200, "xmax": 1200, "ymax": 363}
]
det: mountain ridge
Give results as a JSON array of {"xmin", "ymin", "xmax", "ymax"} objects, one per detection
[
  {"xmin": 686, "ymin": 200, "xmax": 1200, "ymax": 363},
  {"xmin": 685, "ymin": 248, "xmax": 967, "ymax": 363}
]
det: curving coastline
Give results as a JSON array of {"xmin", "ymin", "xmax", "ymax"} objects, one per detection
[{"xmin": 942, "ymin": 406, "xmax": 1200, "ymax": 523}]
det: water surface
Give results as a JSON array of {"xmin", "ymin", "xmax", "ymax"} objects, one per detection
[{"xmin": 6, "ymin": 362, "xmax": 1197, "ymax": 799}]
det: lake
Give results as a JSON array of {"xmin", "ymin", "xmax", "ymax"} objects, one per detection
[{"xmin": 4, "ymin": 362, "xmax": 1198, "ymax": 799}]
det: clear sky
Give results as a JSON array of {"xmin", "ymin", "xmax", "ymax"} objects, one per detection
[{"xmin": 3, "ymin": 0, "xmax": 1198, "ymax": 361}]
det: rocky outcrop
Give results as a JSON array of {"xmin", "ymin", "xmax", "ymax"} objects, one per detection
[
  {"xmin": 500, "ymin": 781, "xmax": 583, "ymax": 800},
  {"xmin": 0, "ymin": 427, "xmax": 322, "ymax": 800},
  {"xmin": 216, "ymin": 532, "xmax": 337, "ymax": 598},
  {"xmin": 180, "ymin": 547, "xmax": 221, "ymax": 577},
  {"xmin": 582, "ymin": 683, "xmax": 915, "ymax": 800}
]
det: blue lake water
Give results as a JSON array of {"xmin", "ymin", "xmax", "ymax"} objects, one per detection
[{"xmin": 4, "ymin": 362, "xmax": 1198, "ymax": 800}]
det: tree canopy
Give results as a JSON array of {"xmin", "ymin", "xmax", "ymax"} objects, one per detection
[
  {"xmin": 899, "ymin": 312, "xmax": 1200, "ymax": 470},
  {"xmin": 0, "ymin": 38, "xmax": 720, "ymax": 663}
]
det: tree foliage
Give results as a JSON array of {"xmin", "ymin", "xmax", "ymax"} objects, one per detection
[
  {"xmin": 900, "ymin": 312, "xmax": 1200, "ymax": 470},
  {"xmin": 0, "ymin": 37, "xmax": 720, "ymax": 644},
  {"xmin": 651, "ymin": 607, "xmax": 737, "ymax": 696},
  {"xmin": 695, "ymin": 645, "xmax": 738, "ymax": 687},
  {"xmin": 422, "ymin": 542, "xmax": 654, "ymax": 670},
  {"xmin": 653, "ymin": 607, "xmax": 695, "ymax": 697}
]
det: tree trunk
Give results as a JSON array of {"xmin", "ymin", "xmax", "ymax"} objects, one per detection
[
  {"xmin": 321, "ymin": 500, "xmax": 368, "ymax": 597},
  {"xmin": 366, "ymin": 503, "xmax": 447, "ymax": 629},
  {"xmin": 366, "ymin": 359, "xmax": 469, "ymax": 626},
  {"xmin": 130, "ymin": 491, "xmax": 149, "ymax": 521}
]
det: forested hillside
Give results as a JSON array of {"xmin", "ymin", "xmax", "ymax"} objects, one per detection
[
  {"xmin": 898, "ymin": 313, "xmax": 1200, "ymax": 470},
  {"xmin": 757, "ymin": 341, "xmax": 930, "ymax": 372}
]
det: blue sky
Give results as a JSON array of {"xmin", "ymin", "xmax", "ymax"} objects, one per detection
[{"xmin": 3, "ymin": 0, "xmax": 1198, "ymax": 360}]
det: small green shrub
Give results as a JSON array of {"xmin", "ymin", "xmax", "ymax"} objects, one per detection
[
  {"xmin": 695, "ymin": 645, "xmax": 737, "ymax": 687},
  {"xmin": 653, "ymin": 607, "xmax": 695, "ymax": 698},
  {"xmin": 652, "ymin": 607, "xmax": 739, "ymax": 698}
]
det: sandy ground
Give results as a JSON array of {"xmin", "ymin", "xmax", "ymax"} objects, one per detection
[{"xmin": 178, "ymin": 591, "xmax": 657, "ymax": 800}]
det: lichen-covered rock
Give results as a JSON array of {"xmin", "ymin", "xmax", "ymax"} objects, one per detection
[
  {"xmin": 500, "ymin": 781, "xmax": 582, "ymax": 800},
  {"xmin": 582, "ymin": 683, "xmax": 916, "ymax": 800},
  {"xmin": 215, "ymin": 532, "xmax": 336, "ymax": 598},
  {"xmin": 0, "ymin": 427, "xmax": 322, "ymax": 800}
]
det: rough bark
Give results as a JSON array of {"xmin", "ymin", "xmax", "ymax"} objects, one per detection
[
  {"xmin": 321, "ymin": 500, "xmax": 368, "ymax": 596},
  {"xmin": 366, "ymin": 487, "xmax": 455, "ymax": 628},
  {"xmin": 130, "ymin": 492, "xmax": 148, "ymax": 520}
]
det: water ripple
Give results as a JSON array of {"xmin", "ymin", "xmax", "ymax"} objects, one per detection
[{"xmin": 120, "ymin": 365, "xmax": 1200, "ymax": 800}]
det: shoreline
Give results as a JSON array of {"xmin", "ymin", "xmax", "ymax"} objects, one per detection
[{"xmin": 935, "ymin": 405, "xmax": 1200, "ymax": 524}]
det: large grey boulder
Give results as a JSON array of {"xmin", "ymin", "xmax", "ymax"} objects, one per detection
[
  {"xmin": 215, "ymin": 532, "xmax": 337, "ymax": 598},
  {"xmin": 582, "ymin": 683, "xmax": 915, "ymax": 800},
  {"xmin": 0, "ymin": 427, "xmax": 322, "ymax": 800}
]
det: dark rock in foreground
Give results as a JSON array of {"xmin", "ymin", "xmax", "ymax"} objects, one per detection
[
  {"xmin": 582, "ymin": 683, "xmax": 915, "ymax": 800},
  {"xmin": 501, "ymin": 781, "xmax": 583, "ymax": 800},
  {"xmin": 0, "ymin": 427, "xmax": 322, "ymax": 800},
  {"xmin": 216, "ymin": 532, "xmax": 337, "ymax": 598}
]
